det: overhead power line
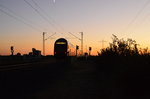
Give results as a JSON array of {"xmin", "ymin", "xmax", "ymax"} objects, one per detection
[
  {"xmin": 0, "ymin": 7, "xmax": 42, "ymax": 32},
  {"xmin": 31, "ymin": 0, "xmax": 56, "ymax": 27},
  {"xmin": 124, "ymin": 0, "xmax": 150, "ymax": 32},
  {"xmin": 31, "ymin": 0, "xmax": 65, "ymax": 32},
  {"xmin": 68, "ymin": 32, "xmax": 81, "ymax": 40},
  {"xmin": 0, "ymin": 3, "xmax": 43, "ymax": 32},
  {"xmin": 68, "ymin": 41, "xmax": 76, "ymax": 48},
  {"xmin": 68, "ymin": 32, "xmax": 84, "ymax": 55},
  {"xmin": 45, "ymin": 32, "xmax": 56, "ymax": 40},
  {"xmin": 24, "ymin": 0, "xmax": 62, "ymax": 32},
  {"xmin": 24, "ymin": 0, "xmax": 49, "ymax": 22}
]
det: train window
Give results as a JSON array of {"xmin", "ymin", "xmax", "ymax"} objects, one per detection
[{"xmin": 56, "ymin": 42, "xmax": 66, "ymax": 44}]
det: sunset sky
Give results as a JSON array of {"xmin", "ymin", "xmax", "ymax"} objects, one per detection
[{"xmin": 1, "ymin": 0, "xmax": 150, "ymax": 55}]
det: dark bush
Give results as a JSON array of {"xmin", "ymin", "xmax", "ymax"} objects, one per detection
[
  {"xmin": 100, "ymin": 34, "xmax": 140, "ymax": 56},
  {"xmin": 95, "ymin": 35, "xmax": 150, "ymax": 98}
]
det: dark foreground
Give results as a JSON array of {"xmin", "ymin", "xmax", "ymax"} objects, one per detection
[
  {"xmin": 0, "ymin": 57, "xmax": 100, "ymax": 99},
  {"xmin": 0, "ymin": 56, "xmax": 150, "ymax": 99}
]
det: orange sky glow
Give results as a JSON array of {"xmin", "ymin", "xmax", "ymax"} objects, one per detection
[{"xmin": 1, "ymin": 0, "xmax": 150, "ymax": 56}]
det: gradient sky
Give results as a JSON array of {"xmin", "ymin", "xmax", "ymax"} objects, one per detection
[{"xmin": 1, "ymin": 0, "xmax": 150, "ymax": 55}]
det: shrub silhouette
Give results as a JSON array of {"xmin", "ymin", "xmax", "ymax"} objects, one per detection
[
  {"xmin": 95, "ymin": 35, "xmax": 150, "ymax": 98},
  {"xmin": 100, "ymin": 34, "xmax": 139, "ymax": 56}
]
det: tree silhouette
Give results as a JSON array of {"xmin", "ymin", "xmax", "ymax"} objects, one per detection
[{"xmin": 100, "ymin": 34, "xmax": 139, "ymax": 56}]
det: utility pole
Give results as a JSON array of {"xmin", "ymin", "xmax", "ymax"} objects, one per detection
[
  {"xmin": 43, "ymin": 32, "xmax": 56, "ymax": 56},
  {"xmin": 99, "ymin": 40, "xmax": 107, "ymax": 49},
  {"xmin": 68, "ymin": 32, "xmax": 84, "ymax": 56},
  {"xmin": 43, "ymin": 32, "xmax": 46, "ymax": 56},
  {"xmin": 80, "ymin": 32, "xmax": 83, "ymax": 55}
]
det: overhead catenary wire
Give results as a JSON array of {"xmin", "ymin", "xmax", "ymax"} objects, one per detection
[
  {"xmin": 68, "ymin": 41, "xmax": 76, "ymax": 48},
  {"xmin": 31, "ymin": 0, "xmax": 66, "ymax": 36},
  {"xmin": 136, "ymin": 2, "xmax": 150, "ymax": 29},
  {"xmin": 138, "ymin": 12, "xmax": 150, "ymax": 28},
  {"xmin": 0, "ymin": 7, "xmax": 42, "ymax": 32},
  {"xmin": 32, "ymin": 0, "xmax": 63, "ymax": 31},
  {"xmin": 24, "ymin": 0, "xmax": 49, "ymax": 23},
  {"xmin": 0, "ymin": 3, "xmax": 43, "ymax": 32},
  {"xmin": 45, "ymin": 32, "xmax": 56, "ymax": 40},
  {"xmin": 68, "ymin": 32, "xmax": 81, "ymax": 40},
  {"xmin": 124, "ymin": 0, "xmax": 150, "ymax": 33},
  {"xmin": 24, "ymin": 0, "xmax": 62, "ymax": 33}
]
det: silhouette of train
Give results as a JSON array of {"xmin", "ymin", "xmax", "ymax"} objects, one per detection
[{"xmin": 54, "ymin": 38, "xmax": 68, "ymax": 58}]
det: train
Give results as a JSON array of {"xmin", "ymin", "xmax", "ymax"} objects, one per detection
[{"xmin": 54, "ymin": 38, "xmax": 68, "ymax": 58}]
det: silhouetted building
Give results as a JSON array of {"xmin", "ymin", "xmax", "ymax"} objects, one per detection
[
  {"xmin": 28, "ymin": 48, "xmax": 41, "ymax": 56},
  {"xmin": 28, "ymin": 52, "xmax": 33, "ymax": 56}
]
